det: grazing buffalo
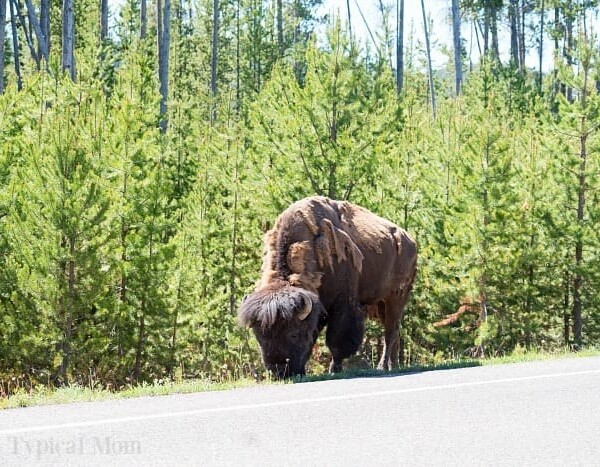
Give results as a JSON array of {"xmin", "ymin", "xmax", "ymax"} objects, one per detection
[{"xmin": 238, "ymin": 196, "xmax": 417, "ymax": 377}]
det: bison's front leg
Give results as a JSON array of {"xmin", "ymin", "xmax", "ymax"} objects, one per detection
[{"xmin": 325, "ymin": 299, "xmax": 365, "ymax": 373}]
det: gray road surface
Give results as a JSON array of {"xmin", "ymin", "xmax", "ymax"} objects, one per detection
[{"xmin": 1, "ymin": 356, "xmax": 599, "ymax": 466}]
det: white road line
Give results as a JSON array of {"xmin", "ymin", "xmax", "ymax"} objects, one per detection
[{"xmin": 1, "ymin": 367, "xmax": 599, "ymax": 436}]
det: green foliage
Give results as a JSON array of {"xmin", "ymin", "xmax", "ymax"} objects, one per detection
[
  {"xmin": 247, "ymin": 23, "xmax": 401, "ymax": 204},
  {"xmin": 5, "ymin": 3, "xmax": 600, "ymax": 396}
]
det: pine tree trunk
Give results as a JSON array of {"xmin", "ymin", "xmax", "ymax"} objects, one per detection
[
  {"xmin": 100, "ymin": 0, "xmax": 108, "ymax": 41},
  {"xmin": 573, "ymin": 137, "xmax": 586, "ymax": 348},
  {"xmin": 538, "ymin": 0, "xmax": 545, "ymax": 91},
  {"xmin": 158, "ymin": 0, "xmax": 170, "ymax": 132},
  {"xmin": 133, "ymin": 307, "xmax": 145, "ymax": 380},
  {"xmin": 229, "ymin": 147, "xmax": 240, "ymax": 316},
  {"xmin": 61, "ymin": 0, "xmax": 76, "ymax": 80},
  {"xmin": 40, "ymin": 0, "xmax": 49, "ymax": 54},
  {"xmin": 420, "ymin": 0, "xmax": 436, "ymax": 119},
  {"xmin": 481, "ymin": 2, "xmax": 499, "ymax": 61},
  {"xmin": 210, "ymin": 0, "xmax": 219, "ymax": 121},
  {"xmin": 277, "ymin": 0, "xmax": 283, "ymax": 57},
  {"xmin": 483, "ymin": 1, "xmax": 489, "ymax": 55},
  {"xmin": 554, "ymin": 7, "xmax": 561, "ymax": 99},
  {"xmin": 9, "ymin": 0, "xmax": 23, "ymax": 90},
  {"xmin": 564, "ymin": 268, "xmax": 570, "ymax": 345},
  {"xmin": 573, "ymin": 51, "xmax": 589, "ymax": 349},
  {"xmin": 140, "ymin": 0, "xmax": 147, "ymax": 38},
  {"xmin": 14, "ymin": 0, "xmax": 38, "ymax": 67},
  {"xmin": 0, "ymin": 0, "xmax": 6, "ymax": 93},
  {"xmin": 564, "ymin": 10, "xmax": 573, "ymax": 102},
  {"xmin": 451, "ymin": 0, "xmax": 461, "ymax": 95},
  {"xmin": 24, "ymin": 0, "xmax": 49, "ymax": 63},
  {"xmin": 346, "ymin": 0, "xmax": 352, "ymax": 39},
  {"xmin": 395, "ymin": 0, "xmax": 403, "ymax": 95},
  {"xmin": 519, "ymin": 0, "xmax": 525, "ymax": 70},
  {"xmin": 210, "ymin": 0, "xmax": 219, "ymax": 98},
  {"xmin": 119, "ymin": 173, "xmax": 128, "ymax": 361},
  {"xmin": 509, "ymin": 0, "xmax": 518, "ymax": 67},
  {"xmin": 57, "ymin": 235, "xmax": 77, "ymax": 384},
  {"xmin": 235, "ymin": 0, "xmax": 240, "ymax": 105}
]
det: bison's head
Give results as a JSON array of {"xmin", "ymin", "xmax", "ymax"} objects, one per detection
[{"xmin": 238, "ymin": 285, "xmax": 325, "ymax": 378}]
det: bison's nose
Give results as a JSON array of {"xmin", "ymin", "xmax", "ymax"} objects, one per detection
[
  {"xmin": 267, "ymin": 361, "xmax": 307, "ymax": 379},
  {"xmin": 265, "ymin": 359, "xmax": 293, "ymax": 379}
]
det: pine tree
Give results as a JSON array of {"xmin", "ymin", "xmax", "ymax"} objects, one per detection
[{"xmin": 248, "ymin": 22, "xmax": 399, "ymax": 203}]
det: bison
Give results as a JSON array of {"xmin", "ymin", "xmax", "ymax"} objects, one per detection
[{"xmin": 238, "ymin": 196, "xmax": 417, "ymax": 378}]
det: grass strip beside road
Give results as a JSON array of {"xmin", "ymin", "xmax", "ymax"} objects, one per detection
[{"xmin": 2, "ymin": 347, "xmax": 599, "ymax": 410}]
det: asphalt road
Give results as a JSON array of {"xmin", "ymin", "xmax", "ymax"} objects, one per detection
[{"xmin": 1, "ymin": 356, "xmax": 599, "ymax": 466}]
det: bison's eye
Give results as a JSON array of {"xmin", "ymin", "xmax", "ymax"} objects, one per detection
[{"xmin": 289, "ymin": 331, "xmax": 301, "ymax": 340}]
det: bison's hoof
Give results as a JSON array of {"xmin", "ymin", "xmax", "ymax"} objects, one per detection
[{"xmin": 329, "ymin": 361, "xmax": 343, "ymax": 373}]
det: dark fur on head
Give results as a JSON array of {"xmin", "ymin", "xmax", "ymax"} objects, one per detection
[
  {"xmin": 238, "ymin": 284, "xmax": 324, "ymax": 330},
  {"xmin": 238, "ymin": 283, "xmax": 327, "ymax": 377}
]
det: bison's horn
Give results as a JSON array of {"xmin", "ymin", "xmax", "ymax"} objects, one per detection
[{"xmin": 297, "ymin": 293, "xmax": 312, "ymax": 321}]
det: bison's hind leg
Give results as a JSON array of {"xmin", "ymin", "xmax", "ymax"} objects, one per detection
[{"xmin": 377, "ymin": 289, "xmax": 410, "ymax": 371}]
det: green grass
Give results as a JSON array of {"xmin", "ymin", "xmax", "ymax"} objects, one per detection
[
  {"xmin": 0, "ymin": 377, "xmax": 262, "ymax": 410},
  {"xmin": 481, "ymin": 345, "xmax": 600, "ymax": 365},
  {"xmin": 2, "ymin": 346, "xmax": 599, "ymax": 409}
]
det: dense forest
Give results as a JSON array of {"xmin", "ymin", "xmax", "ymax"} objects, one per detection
[{"xmin": 1, "ymin": 0, "xmax": 600, "ymax": 392}]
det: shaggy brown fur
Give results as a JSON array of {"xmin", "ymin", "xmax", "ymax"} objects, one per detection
[{"xmin": 239, "ymin": 196, "xmax": 417, "ymax": 376}]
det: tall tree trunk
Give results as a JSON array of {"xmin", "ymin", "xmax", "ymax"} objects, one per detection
[
  {"xmin": 490, "ymin": 3, "xmax": 499, "ymax": 60},
  {"xmin": 346, "ymin": 0, "xmax": 352, "ymax": 39},
  {"xmin": 573, "ymin": 140, "xmax": 587, "ymax": 347},
  {"xmin": 573, "ymin": 38, "xmax": 590, "ymax": 349},
  {"xmin": 554, "ymin": 7, "xmax": 561, "ymax": 99},
  {"xmin": 420, "ymin": 0, "xmax": 436, "ymax": 119},
  {"xmin": 513, "ymin": 0, "xmax": 523, "ymax": 69},
  {"xmin": 140, "ymin": 0, "xmax": 147, "ymax": 38},
  {"xmin": 158, "ymin": 0, "xmax": 171, "ymax": 132},
  {"xmin": 276, "ymin": 0, "xmax": 283, "ymax": 57},
  {"xmin": 119, "ymin": 172, "xmax": 128, "ymax": 360},
  {"xmin": 395, "ymin": 0, "xmax": 403, "ymax": 94},
  {"xmin": 100, "ymin": 0, "xmax": 108, "ymax": 41},
  {"xmin": 57, "ymin": 235, "xmax": 77, "ymax": 384},
  {"xmin": 564, "ymin": 9, "xmax": 573, "ymax": 102},
  {"xmin": 229, "ymin": 139, "xmax": 240, "ymax": 316},
  {"xmin": 538, "ymin": 0, "xmax": 545, "ymax": 92},
  {"xmin": 573, "ymin": 155, "xmax": 585, "ymax": 348},
  {"xmin": 451, "ymin": 0, "xmax": 462, "ymax": 95},
  {"xmin": 235, "ymin": 0, "xmax": 240, "ymax": 106},
  {"xmin": 0, "ymin": 0, "xmax": 6, "ymax": 94},
  {"xmin": 61, "ymin": 0, "xmax": 76, "ymax": 80},
  {"xmin": 210, "ymin": 0, "xmax": 218, "ymax": 121},
  {"xmin": 564, "ymin": 268, "xmax": 570, "ymax": 345},
  {"xmin": 9, "ymin": 0, "xmax": 23, "ymax": 90},
  {"xmin": 14, "ymin": 0, "xmax": 38, "ymax": 67},
  {"xmin": 24, "ymin": 0, "xmax": 49, "ymax": 63},
  {"xmin": 355, "ymin": 1, "xmax": 376, "ymax": 47},
  {"xmin": 483, "ymin": 1, "xmax": 489, "ymax": 55},
  {"xmin": 519, "ymin": 0, "xmax": 526, "ymax": 71},
  {"xmin": 509, "ymin": 0, "xmax": 518, "ymax": 67},
  {"xmin": 133, "ymin": 303, "xmax": 145, "ymax": 380},
  {"xmin": 40, "ymin": 0, "xmax": 49, "ymax": 54}
]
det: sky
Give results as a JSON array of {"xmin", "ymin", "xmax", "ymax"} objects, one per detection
[
  {"xmin": 318, "ymin": 0, "xmax": 456, "ymax": 68},
  {"xmin": 318, "ymin": 0, "xmax": 554, "ymax": 71}
]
